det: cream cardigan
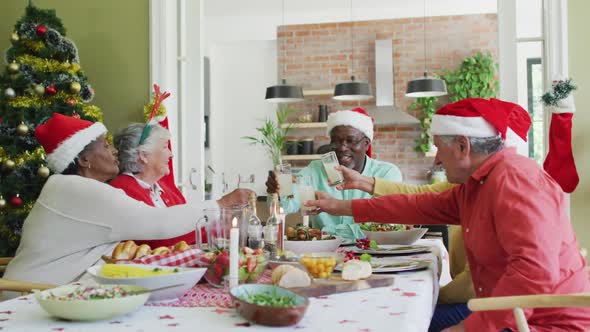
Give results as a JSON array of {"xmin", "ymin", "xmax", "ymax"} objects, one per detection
[{"xmin": 4, "ymin": 175, "xmax": 216, "ymax": 286}]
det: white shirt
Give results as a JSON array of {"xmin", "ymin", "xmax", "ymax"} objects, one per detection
[{"xmin": 124, "ymin": 172, "xmax": 167, "ymax": 208}]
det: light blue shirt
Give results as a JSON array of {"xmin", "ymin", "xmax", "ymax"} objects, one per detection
[{"xmin": 279, "ymin": 156, "xmax": 402, "ymax": 240}]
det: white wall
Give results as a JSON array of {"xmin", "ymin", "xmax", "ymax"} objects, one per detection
[{"xmin": 208, "ymin": 41, "xmax": 276, "ymax": 197}]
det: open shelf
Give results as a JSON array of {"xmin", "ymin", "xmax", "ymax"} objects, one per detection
[
  {"xmin": 281, "ymin": 154, "xmax": 322, "ymax": 161},
  {"xmin": 303, "ymin": 89, "xmax": 333, "ymax": 97},
  {"xmin": 281, "ymin": 122, "xmax": 328, "ymax": 129}
]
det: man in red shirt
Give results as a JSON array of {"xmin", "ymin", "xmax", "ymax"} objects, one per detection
[{"xmin": 308, "ymin": 98, "xmax": 590, "ymax": 331}]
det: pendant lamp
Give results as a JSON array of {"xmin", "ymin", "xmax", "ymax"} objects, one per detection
[
  {"xmin": 405, "ymin": 0, "xmax": 447, "ymax": 98},
  {"xmin": 265, "ymin": 0, "xmax": 304, "ymax": 103},
  {"xmin": 333, "ymin": 0, "xmax": 372, "ymax": 101}
]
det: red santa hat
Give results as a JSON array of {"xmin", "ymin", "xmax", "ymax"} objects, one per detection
[
  {"xmin": 431, "ymin": 98, "xmax": 531, "ymax": 154},
  {"xmin": 326, "ymin": 107, "xmax": 374, "ymax": 157},
  {"xmin": 35, "ymin": 113, "xmax": 107, "ymax": 173}
]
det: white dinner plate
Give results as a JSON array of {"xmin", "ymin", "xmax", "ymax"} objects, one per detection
[
  {"xmin": 352, "ymin": 244, "xmax": 431, "ymax": 255},
  {"xmin": 335, "ymin": 259, "xmax": 430, "ymax": 273}
]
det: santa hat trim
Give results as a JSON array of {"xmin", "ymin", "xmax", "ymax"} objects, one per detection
[
  {"xmin": 431, "ymin": 114, "xmax": 498, "ymax": 138},
  {"xmin": 326, "ymin": 110, "xmax": 374, "ymax": 141},
  {"xmin": 46, "ymin": 122, "xmax": 107, "ymax": 173},
  {"xmin": 505, "ymin": 127, "xmax": 528, "ymax": 156}
]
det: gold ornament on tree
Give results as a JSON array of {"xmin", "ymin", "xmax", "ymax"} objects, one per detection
[
  {"xmin": 7, "ymin": 62, "xmax": 20, "ymax": 74},
  {"xmin": 37, "ymin": 165, "xmax": 50, "ymax": 178},
  {"xmin": 4, "ymin": 87, "xmax": 16, "ymax": 99},
  {"xmin": 70, "ymin": 81, "xmax": 81, "ymax": 94},
  {"xmin": 33, "ymin": 84, "xmax": 45, "ymax": 96},
  {"xmin": 0, "ymin": 196, "xmax": 6, "ymax": 210},
  {"xmin": 10, "ymin": 32, "xmax": 19, "ymax": 42},
  {"xmin": 2, "ymin": 159, "xmax": 16, "ymax": 171},
  {"xmin": 16, "ymin": 123, "xmax": 29, "ymax": 136}
]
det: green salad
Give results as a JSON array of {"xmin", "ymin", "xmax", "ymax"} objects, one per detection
[
  {"xmin": 359, "ymin": 222, "xmax": 406, "ymax": 232},
  {"xmin": 239, "ymin": 288, "xmax": 297, "ymax": 307}
]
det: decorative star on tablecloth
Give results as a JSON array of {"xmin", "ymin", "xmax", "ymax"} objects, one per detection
[
  {"xmin": 377, "ymin": 306, "xmax": 389, "ymax": 309},
  {"xmin": 235, "ymin": 322, "xmax": 251, "ymax": 327},
  {"xmin": 411, "ymin": 279, "xmax": 425, "ymax": 282},
  {"xmin": 401, "ymin": 292, "xmax": 417, "ymax": 297},
  {"xmin": 389, "ymin": 312, "xmax": 405, "ymax": 316},
  {"xmin": 168, "ymin": 323, "xmax": 179, "ymax": 327},
  {"xmin": 391, "ymin": 288, "xmax": 401, "ymax": 291},
  {"xmin": 159, "ymin": 315, "xmax": 175, "ymax": 320},
  {"xmin": 338, "ymin": 319, "xmax": 358, "ymax": 324},
  {"xmin": 212, "ymin": 308, "xmax": 231, "ymax": 314}
]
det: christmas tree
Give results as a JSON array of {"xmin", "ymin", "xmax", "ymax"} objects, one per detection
[{"xmin": 0, "ymin": 4, "xmax": 103, "ymax": 256}]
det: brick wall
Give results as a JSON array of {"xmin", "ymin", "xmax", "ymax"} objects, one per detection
[{"xmin": 277, "ymin": 14, "xmax": 498, "ymax": 182}]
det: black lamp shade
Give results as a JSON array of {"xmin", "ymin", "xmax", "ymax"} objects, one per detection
[
  {"xmin": 333, "ymin": 80, "xmax": 373, "ymax": 101},
  {"xmin": 405, "ymin": 76, "xmax": 447, "ymax": 98},
  {"xmin": 265, "ymin": 84, "xmax": 304, "ymax": 103}
]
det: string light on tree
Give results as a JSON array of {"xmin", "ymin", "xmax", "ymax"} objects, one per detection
[
  {"xmin": 66, "ymin": 98, "xmax": 76, "ymax": 106},
  {"xmin": 10, "ymin": 32, "xmax": 19, "ymax": 42},
  {"xmin": 0, "ymin": 196, "xmax": 6, "ymax": 209}
]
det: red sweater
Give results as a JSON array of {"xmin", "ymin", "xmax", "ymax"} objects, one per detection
[{"xmin": 109, "ymin": 174, "xmax": 199, "ymax": 247}]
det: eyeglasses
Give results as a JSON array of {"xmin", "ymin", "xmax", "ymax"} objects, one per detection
[{"xmin": 329, "ymin": 136, "xmax": 366, "ymax": 149}]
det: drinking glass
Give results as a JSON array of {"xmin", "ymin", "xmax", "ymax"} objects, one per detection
[
  {"xmin": 275, "ymin": 163, "xmax": 294, "ymax": 197},
  {"xmin": 296, "ymin": 175, "xmax": 316, "ymax": 216},
  {"xmin": 320, "ymin": 151, "xmax": 344, "ymax": 186}
]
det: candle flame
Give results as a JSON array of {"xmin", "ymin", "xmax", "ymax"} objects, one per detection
[{"xmin": 232, "ymin": 217, "xmax": 238, "ymax": 228}]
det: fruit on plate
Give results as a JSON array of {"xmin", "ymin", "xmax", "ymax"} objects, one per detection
[
  {"xmin": 238, "ymin": 247, "xmax": 269, "ymax": 283},
  {"xmin": 356, "ymin": 238, "xmax": 378, "ymax": 250},
  {"xmin": 99, "ymin": 264, "xmax": 179, "ymax": 278},
  {"xmin": 341, "ymin": 260, "xmax": 372, "ymax": 281},
  {"xmin": 198, "ymin": 247, "xmax": 268, "ymax": 287},
  {"xmin": 271, "ymin": 265, "xmax": 311, "ymax": 288},
  {"xmin": 299, "ymin": 254, "xmax": 338, "ymax": 279}
]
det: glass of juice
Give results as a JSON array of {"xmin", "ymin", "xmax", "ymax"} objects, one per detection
[
  {"xmin": 296, "ymin": 175, "xmax": 316, "ymax": 216},
  {"xmin": 275, "ymin": 163, "xmax": 294, "ymax": 197},
  {"xmin": 321, "ymin": 151, "xmax": 344, "ymax": 186}
]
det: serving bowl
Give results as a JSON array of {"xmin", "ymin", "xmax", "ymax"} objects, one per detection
[
  {"xmin": 86, "ymin": 264, "xmax": 206, "ymax": 302},
  {"xmin": 230, "ymin": 284, "xmax": 309, "ymax": 326},
  {"xmin": 283, "ymin": 237, "xmax": 342, "ymax": 254},
  {"xmin": 35, "ymin": 284, "xmax": 148, "ymax": 321},
  {"xmin": 363, "ymin": 228, "xmax": 428, "ymax": 245},
  {"xmin": 195, "ymin": 249, "xmax": 269, "ymax": 288},
  {"xmin": 298, "ymin": 252, "xmax": 343, "ymax": 279}
]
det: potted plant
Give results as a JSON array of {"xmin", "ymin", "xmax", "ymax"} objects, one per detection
[
  {"xmin": 242, "ymin": 105, "xmax": 294, "ymax": 167},
  {"xmin": 442, "ymin": 51, "xmax": 499, "ymax": 102},
  {"xmin": 411, "ymin": 96, "xmax": 439, "ymax": 154}
]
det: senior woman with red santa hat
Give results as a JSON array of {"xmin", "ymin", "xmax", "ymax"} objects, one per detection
[{"xmin": 3, "ymin": 113, "xmax": 250, "ymax": 291}]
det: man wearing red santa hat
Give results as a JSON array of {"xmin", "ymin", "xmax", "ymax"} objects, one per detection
[
  {"xmin": 307, "ymin": 98, "xmax": 590, "ymax": 331},
  {"xmin": 265, "ymin": 107, "xmax": 402, "ymax": 240}
]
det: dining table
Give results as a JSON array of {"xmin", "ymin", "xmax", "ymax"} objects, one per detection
[{"xmin": 0, "ymin": 239, "xmax": 450, "ymax": 332}]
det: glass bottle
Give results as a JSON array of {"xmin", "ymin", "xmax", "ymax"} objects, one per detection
[
  {"xmin": 263, "ymin": 193, "xmax": 280, "ymax": 259},
  {"xmin": 247, "ymin": 192, "xmax": 263, "ymax": 250}
]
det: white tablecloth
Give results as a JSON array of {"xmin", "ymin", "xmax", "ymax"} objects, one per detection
[{"xmin": 0, "ymin": 240, "xmax": 450, "ymax": 332}]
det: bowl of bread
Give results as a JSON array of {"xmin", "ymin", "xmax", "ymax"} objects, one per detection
[{"xmin": 103, "ymin": 240, "xmax": 192, "ymax": 263}]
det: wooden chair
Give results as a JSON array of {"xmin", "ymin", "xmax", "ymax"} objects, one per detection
[
  {"xmin": 0, "ymin": 257, "xmax": 56, "ymax": 297},
  {"xmin": 467, "ymin": 293, "xmax": 590, "ymax": 332}
]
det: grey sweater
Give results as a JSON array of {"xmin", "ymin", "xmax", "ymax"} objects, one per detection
[{"xmin": 4, "ymin": 174, "xmax": 216, "ymax": 286}]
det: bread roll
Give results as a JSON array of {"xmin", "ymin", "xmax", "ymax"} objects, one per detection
[
  {"xmin": 134, "ymin": 244, "xmax": 151, "ymax": 259},
  {"xmin": 151, "ymin": 246, "xmax": 171, "ymax": 255},
  {"xmin": 277, "ymin": 268, "xmax": 311, "ymax": 288},
  {"xmin": 173, "ymin": 241, "xmax": 191, "ymax": 252},
  {"xmin": 271, "ymin": 264, "xmax": 296, "ymax": 285},
  {"xmin": 112, "ymin": 240, "xmax": 138, "ymax": 260},
  {"xmin": 341, "ymin": 260, "xmax": 372, "ymax": 281}
]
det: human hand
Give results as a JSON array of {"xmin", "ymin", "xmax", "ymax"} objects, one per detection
[
  {"xmin": 265, "ymin": 170, "xmax": 279, "ymax": 194},
  {"xmin": 304, "ymin": 191, "xmax": 353, "ymax": 216},
  {"xmin": 333, "ymin": 165, "xmax": 375, "ymax": 193},
  {"xmin": 218, "ymin": 188, "xmax": 253, "ymax": 208}
]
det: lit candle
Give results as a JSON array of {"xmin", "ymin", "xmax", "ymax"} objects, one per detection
[
  {"xmin": 229, "ymin": 217, "xmax": 239, "ymax": 289},
  {"xmin": 302, "ymin": 215, "xmax": 309, "ymax": 227}
]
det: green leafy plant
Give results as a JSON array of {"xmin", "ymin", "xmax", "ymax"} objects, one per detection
[
  {"xmin": 442, "ymin": 51, "xmax": 499, "ymax": 102},
  {"xmin": 411, "ymin": 97, "xmax": 439, "ymax": 153},
  {"xmin": 242, "ymin": 105, "xmax": 294, "ymax": 166}
]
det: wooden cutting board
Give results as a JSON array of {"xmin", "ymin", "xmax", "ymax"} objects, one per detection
[{"xmin": 289, "ymin": 274, "xmax": 394, "ymax": 298}]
